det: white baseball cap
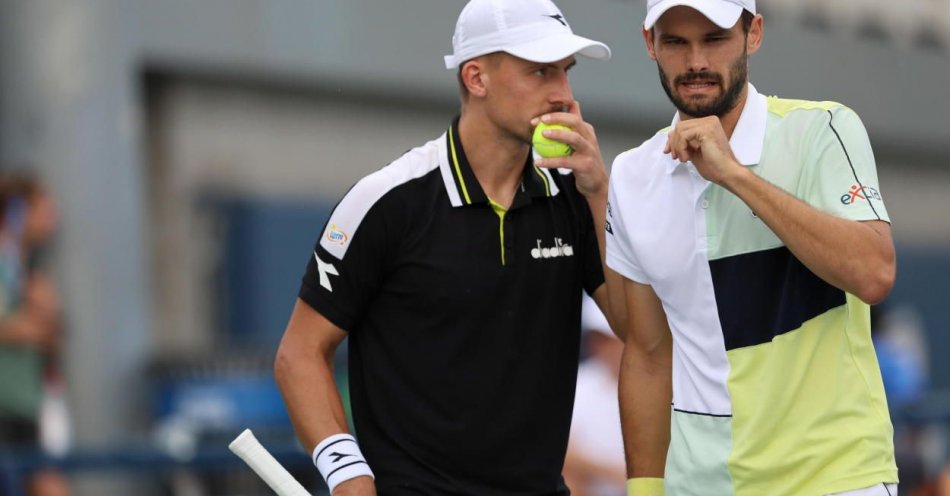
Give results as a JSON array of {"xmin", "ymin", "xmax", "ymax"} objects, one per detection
[
  {"xmin": 644, "ymin": 0, "xmax": 756, "ymax": 29},
  {"xmin": 444, "ymin": 0, "xmax": 611, "ymax": 70}
]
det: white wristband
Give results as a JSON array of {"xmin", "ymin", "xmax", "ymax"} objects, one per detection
[{"xmin": 312, "ymin": 433, "xmax": 374, "ymax": 493}]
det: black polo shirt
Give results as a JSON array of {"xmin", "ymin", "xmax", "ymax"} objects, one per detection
[{"xmin": 299, "ymin": 116, "xmax": 604, "ymax": 495}]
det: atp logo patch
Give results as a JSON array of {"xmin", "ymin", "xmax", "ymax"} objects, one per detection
[{"xmin": 325, "ymin": 224, "xmax": 349, "ymax": 245}]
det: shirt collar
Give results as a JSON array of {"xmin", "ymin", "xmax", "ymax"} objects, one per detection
[
  {"xmin": 439, "ymin": 115, "xmax": 560, "ymax": 208},
  {"xmin": 664, "ymin": 83, "xmax": 767, "ymax": 174}
]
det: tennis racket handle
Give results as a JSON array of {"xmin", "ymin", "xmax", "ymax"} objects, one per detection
[{"xmin": 229, "ymin": 428, "xmax": 310, "ymax": 496}]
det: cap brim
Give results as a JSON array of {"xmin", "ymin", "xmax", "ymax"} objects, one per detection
[
  {"xmin": 643, "ymin": 0, "xmax": 743, "ymax": 29},
  {"xmin": 504, "ymin": 33, "xmax": 611, "ymax": 64}
]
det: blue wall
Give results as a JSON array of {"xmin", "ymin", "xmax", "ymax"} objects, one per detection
[
  {"xmin": 221, "ymin": 198, "xmax": 334, "ymax": 349},
  {"xmin": 888, "ymin": 247, "xmax": 950, "ymax": 390}
]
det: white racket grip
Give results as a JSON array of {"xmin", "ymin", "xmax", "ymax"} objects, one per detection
[{"xmin": 229, "ymin": 429, "xmax": 310, "ymax": 496}]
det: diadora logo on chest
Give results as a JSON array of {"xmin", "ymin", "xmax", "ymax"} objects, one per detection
[{"xmin": 531, "ymin": 237, "xmax": 574, "ymax": 259}]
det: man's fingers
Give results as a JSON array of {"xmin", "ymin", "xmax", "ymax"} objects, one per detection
[
  {"xmin": 670, "ymin": 139, "xmax": 687, "ymax": 162},
  {"xmin": 672, "ymin": 134, "xmax": 691, "ymax": 162},
  {"xmin": 667, "ymin": 131, "xmax": 684, "ymax": 160},
  {"xmin": 665, "ymin": 135, "xmax": 678, "ymax": 160},
  {"xmin": 667, "ymin": 124, "xmax": 705, "ymax": 159},
  {"xmin": 567, "ymin": 99, "xmax": 582, "ymax": 117},
  {"xmin": 542, "ymin": 128, "xmax": 586, "ymax": 153},
  {"xmin": 534, "ymin": 156, "xmax": 565, "ymax": 169},
  {"xmin": 540, "ymin": 112, "xmax": 582, "ymax": 130}
]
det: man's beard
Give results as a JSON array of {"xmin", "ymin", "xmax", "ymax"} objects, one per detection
[{"xmin": 658, "ymin": 51, "xmax": 748, "ymax": 118}]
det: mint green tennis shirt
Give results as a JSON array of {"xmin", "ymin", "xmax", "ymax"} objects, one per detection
[{"xmin": 606, "ymin": 84, "xmax": 896, "ymax": 495}]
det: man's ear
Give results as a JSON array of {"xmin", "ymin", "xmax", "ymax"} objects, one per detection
[
  {"xmin": 746, "ymin": 14, "xmax": 764, "ymax": 55},
  {"xmin": 642, "ymin": 27, "xmax": 657, "ymax": 61},
  {"xmin": 461, "ymin": 58, "xmax": 489, "ymax": 98}
]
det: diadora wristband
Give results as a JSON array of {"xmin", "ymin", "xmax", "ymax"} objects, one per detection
[
  {"xmin": 627, "ymin": 477, "xmax": 664, "ymax": 496},
  {"xmin": 312, "ymin": 433, "xmax": 374, "ymax": 493}
]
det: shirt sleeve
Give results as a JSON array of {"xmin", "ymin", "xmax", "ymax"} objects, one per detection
[
  {"xmin": 580, "ymin": 191, "xmax": 606, "ymax": 297},
  {"xmin": 554, "ymin": 171, "xmax": 607, "ymax": 297},
  {"xmin": 799, "ymin": 106, "xmax": 889, "ymax": 223},
  {"xmin": 605, "ymin": 161, "xmax": 649, "ymax": 283},
  {"xmin": 299, "ymin": 175, "xmax": 400, "ymax": 332}
]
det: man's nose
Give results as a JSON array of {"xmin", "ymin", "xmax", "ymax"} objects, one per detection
[
  {"xmin": 686, "ymin": 45, "xmax": 710, "ymax": 73},
  {"xmin": 549, "ymin": 71, "xmax": 574, "ymax": 109}
]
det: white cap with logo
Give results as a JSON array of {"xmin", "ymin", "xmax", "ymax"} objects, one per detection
[
  {"xmin": 444, "ymin": 0, "xmax": 611, "ymax": 70},
  {"xmin": 643, "ymin": 0, "xmax": 756, "ymax": 29}
]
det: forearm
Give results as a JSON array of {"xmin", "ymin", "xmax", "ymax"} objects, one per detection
[
  {"xmin": 721, "ymin": 166, "xmax": 895, "ymax": 303},
  {"xmin": 619, "ymin": 341, "xmax": 672, "ymax": 478},
  {"xmin": 274, "ymin": 342, "xmax": 350, "ymax": 453}
]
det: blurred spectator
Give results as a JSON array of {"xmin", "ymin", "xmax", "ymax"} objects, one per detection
[
  {"xmin": 872, "ymin": 303, "xmax": 930, "ymax": 492},
  {"xmin": 564, "ymin": 295, "xmax": 625, "ymax": 496},
  {"xmin": 0, "ymin": 171, "xmax": 70, "ymax": 496},
  {"xmin": 873, "ymin": 304, "xmax": 929, "ymax": 412},
  {"xmin": 939, "ymin": 466, "xmax": 950, "ymax": 496},
  {"xmin": 915, "ymin": 465, "xmax": 950, "ymax": 496}
]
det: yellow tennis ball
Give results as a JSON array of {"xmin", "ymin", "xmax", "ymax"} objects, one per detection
[{"xmin": 532, "ymin": 123, "xmax": 574, "ymax": 158}]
